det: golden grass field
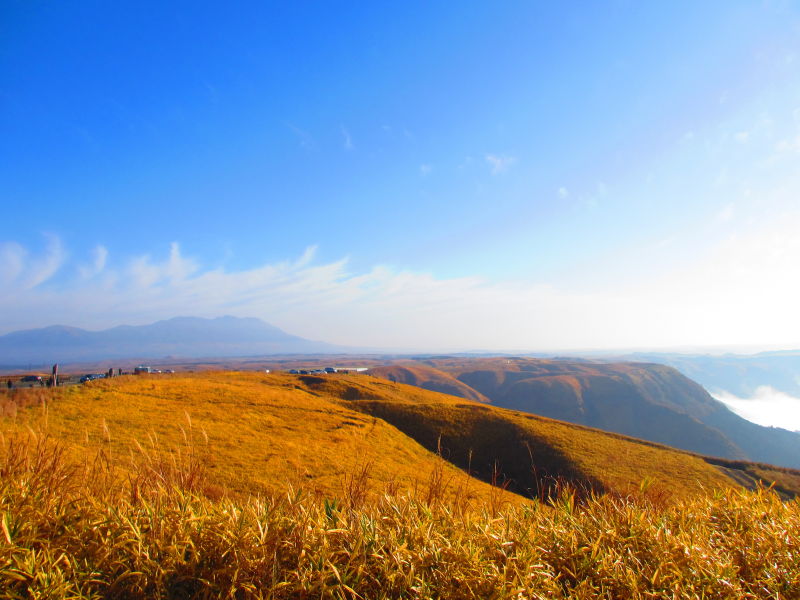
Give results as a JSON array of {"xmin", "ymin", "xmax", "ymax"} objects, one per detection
[
  {"xmin": 3, "ymin": 371, "xmax": 799, "ymax": 502},
  {"xmin": 0, "ymin": 372, "xmax": 521, "ymax": 506},
  {"xmin": 2, "ymin": 371, "xmax": 800, "ymax": 598},
  {"xmin": 0, "ymin": 433, "xmax": 798, "ymax": 599},
  {"xmin": 366, "ymin": 364, "xmax": 491, "ymax": 404}
]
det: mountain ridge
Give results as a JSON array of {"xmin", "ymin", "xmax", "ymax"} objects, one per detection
[
  {"xmin": 0, "ymin": 316, "xmax": 343, "ymax": 365},
  {"xmin": 368, "ymin": 357, "xmax": 800, "ymax": 469},
  {"xmin": 625, "ymin": 350, "xmax": 800, "ymax": 398}
]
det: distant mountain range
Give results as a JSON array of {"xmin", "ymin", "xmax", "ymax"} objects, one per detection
[
  {"xmin": 0, "ymin": 316, "xmax": 342, "ymax": 365},
  {"xmin": 367, "ymin": 358, "xmax": 800, "ymax": 469},
  {"xmin": 625, "ymin": 350, "xmax": 800, "ymax": 397}
]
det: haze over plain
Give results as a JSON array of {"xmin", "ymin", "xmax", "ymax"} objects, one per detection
[{"xmin": 3, "ymin": 1, "xmax": 800, "ymax": 427}]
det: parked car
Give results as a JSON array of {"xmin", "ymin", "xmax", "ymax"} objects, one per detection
[
  {"xmin": 21, "ymin": 375, "xmax": 43, "ymax": 383},
  {"xmin": 79, "ymin": 373, "xmax": 106, "ymax": 383}
]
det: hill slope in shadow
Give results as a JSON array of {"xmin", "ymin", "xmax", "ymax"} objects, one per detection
[
  {"xmin": 367, "ymin": 357, "xmax": 800, "ymax": 469},
  {"xmin": 294, "ymin": 373, "xmax": 800, "ymax": 499},
  {"xmin": 7, "ymin": 371, "xmax": 800, "ymax": 502}
]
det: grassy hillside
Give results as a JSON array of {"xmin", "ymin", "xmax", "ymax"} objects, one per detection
[
  {"xmin": 367, "ymin": 364, "xmax": 490, "ymax": 403},
  {"xmin": 4, "ymin": 371, "xmax": 800, "ymax": 598},
  {"xmin": 1, "ymin": 435, "xmax": 798, "ymax": 599},
  {"xmin": 3, "ymin": 371, "xmax": 798, "ymax": 504},
  {"xmin": 294, "ymin": 374, "xmax": 741, "ymax": 499},
  {"xmin": 368, "ymin": 357, "xmax": 800, "ymax": 469},
  {"xmin": 0, "ymin": 373, "xmax": 510, "ymax": 505}
]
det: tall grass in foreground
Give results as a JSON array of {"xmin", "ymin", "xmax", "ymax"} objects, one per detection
[
  {"xmin": 0, "ymin": 435, "xmax": 798, "ymax": 599},
  {"xmin": 0, "ymin": 388, "xmax": 54, "ymax": 420}
]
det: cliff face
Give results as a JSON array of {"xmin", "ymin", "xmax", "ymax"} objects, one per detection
[{"xmin": 369, "ymin": 357, "xmax": 800, "ymax": 469}]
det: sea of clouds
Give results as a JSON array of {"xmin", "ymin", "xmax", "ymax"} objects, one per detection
[{"xmin": 713, "ymin": 386, "xmax": 800, "ymax": 432}]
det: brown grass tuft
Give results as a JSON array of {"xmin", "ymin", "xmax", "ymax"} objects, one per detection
[{"xmin": 0, "ymin": 435, "xmax": 798, "ymax": 599}]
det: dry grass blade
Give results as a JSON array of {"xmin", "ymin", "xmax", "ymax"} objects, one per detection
[{"xmin": 0, "ymin": 434, "xmax": 796, "ymax": 599}]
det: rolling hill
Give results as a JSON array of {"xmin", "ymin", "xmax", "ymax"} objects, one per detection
[
  {"xmin": 0, "ymin": 371, "xmax": 501, "ymax": 503},
  {"xmin": 366, "ymin": 364, "xmax": 490, "ymax": 403},
  {"xmin": 4, "ymin": 371, "xmax": 799, "ymax": 502},
  {"xmin": 3, "ymin": 372, "xmax": 800, "ymax": 599},
  {"xmin": 367, "ymin": 357, "xmax": 800, "ymax": 469}
]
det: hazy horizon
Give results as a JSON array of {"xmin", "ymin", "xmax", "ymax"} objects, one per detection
[
  {"xmin": 4, "ymin": 313, "xmax": 800, "ymax": 432},
  {"xmin": 4, "ymin": 314, "xmax": 800, "ymax": 357},
  {"xmin": 3, "ymin": 2, "xmax": 800, "ymax": 352}
]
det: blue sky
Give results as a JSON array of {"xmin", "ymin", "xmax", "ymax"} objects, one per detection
[{"xmin": 2, "ymin": 1, "xmax": 800, "ymax": 351}]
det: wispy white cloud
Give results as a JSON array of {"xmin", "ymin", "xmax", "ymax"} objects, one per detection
[
  {"xmin": 293, "ymin": 244, "xmax": 317, "ymax": 269},
  {"xmin": 127, "ymin": 242, "xmax": 198, "ymax": 288},
  {"xmin": 3, "ymin": 212, "xmax": 800, "ymax": 352},
  {"xmin": 485, "ymin": 154, "xmax": 516, "ymax": 175},
  {"xmin": 558, "ymin": 187, "xmax": 569, "ymax": 198},
  {"xmin": 341, "ymin": 125, "xmax": 353, "ymax": 150},
  {"xmin": 0, "ymin": 242, "xmax": 26, "ymax": 285},
  {"xmin": 285, "ymin": 123, "xmax": 316, "ymax": 150},
  {"xmin": 20, "ymin": 234, "xmax": 65, "ymax": 289},
  {"xmin": 419, "ymin": 164, "xmax": 432, "ymax": 176},
  {"xmin": 456, "ymin": 156, "xmax": 473, "ymax": 170},
  {"xmin": 0, "ymin": 234, "xmax": 66, "ymax": 290},
  {"xmin": 78, "ymin": 245, "xmax": 108, "ymax": 278}
]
